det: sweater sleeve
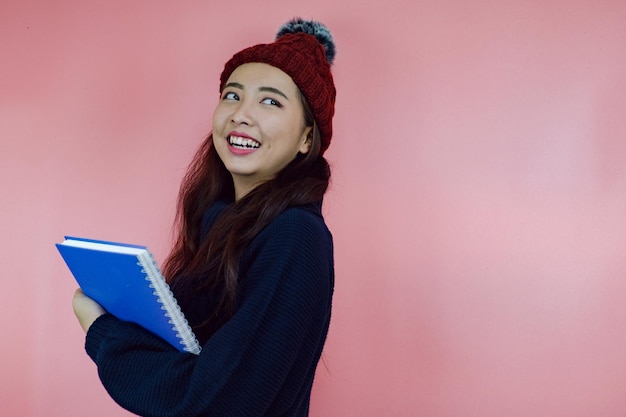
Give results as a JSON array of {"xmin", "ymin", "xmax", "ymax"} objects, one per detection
[{"xmin": 84, "ymin": 207, "xmax": 334, "ymax": 417}]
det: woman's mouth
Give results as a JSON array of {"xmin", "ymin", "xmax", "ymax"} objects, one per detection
[{"xmin": 228, "ymin": 135, "xmax": 260, "ymax": 149}]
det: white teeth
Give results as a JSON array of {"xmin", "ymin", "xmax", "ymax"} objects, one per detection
[{"xmin": 229, "ymin": 135, "xmax": 260, "ymax": 149}]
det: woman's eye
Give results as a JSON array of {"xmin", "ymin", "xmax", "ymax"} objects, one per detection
[
  {"xmin": 261, "ymin": 98, "xmax": 282, "ymax": 107},
  {"xmin": 223, "ymin": 92, "xmax": 239, "ymax": 100}
]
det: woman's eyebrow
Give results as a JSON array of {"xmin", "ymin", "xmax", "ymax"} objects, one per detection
[
  {"xmin": 223, "ymin": 82, "xmax": 289, "ymax": 100},
  {"xmin": 223, "ymin": 82, "xmax": 244, "ymax": 90},
  {"xmin": 259, "ymin": 86, "xmax": 289, "ymax": 100}
]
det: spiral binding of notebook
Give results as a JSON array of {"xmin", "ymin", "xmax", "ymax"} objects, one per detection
[{"xmin": 136, "ymin": 252, "xmax": 202, "ymax": 355}]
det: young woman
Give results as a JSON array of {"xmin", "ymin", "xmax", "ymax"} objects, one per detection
[{"xmin": 72, "ymin": 18, "xmax": 337, "ymax": 417}]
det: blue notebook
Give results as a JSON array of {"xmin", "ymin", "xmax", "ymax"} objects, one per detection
[{"xmin": 56, "ymin": 236, "xmax": 201, "ymax": 355}]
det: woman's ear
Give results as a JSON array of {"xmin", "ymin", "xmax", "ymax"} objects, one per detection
[{"xmin": 299, "ymin": 126, "xmax": 313, "ymax": 154}]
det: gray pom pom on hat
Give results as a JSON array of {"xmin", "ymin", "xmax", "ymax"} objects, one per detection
[{"xmin": 276, "ymin": 17, "xmax": 336, "ymax": 66}]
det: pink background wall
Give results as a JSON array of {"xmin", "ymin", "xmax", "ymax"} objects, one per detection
[{"xmin": 2, "ymin": 1, "xmax": 625, "ymax": 416}]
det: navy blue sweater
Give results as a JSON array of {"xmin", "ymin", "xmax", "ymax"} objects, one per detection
[{"xmin": 85, "ymin": 201, "xmax": 334, "ymax": 417}]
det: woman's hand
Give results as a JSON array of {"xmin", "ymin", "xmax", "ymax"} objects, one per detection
[{"xmin": 72, "ymin": 289, "xmax": 106, "ymax": 333}]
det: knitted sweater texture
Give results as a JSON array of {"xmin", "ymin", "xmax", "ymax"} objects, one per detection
[{"xmin": 84, "ymin": 201, "xmax": 334, "ymax": 417}]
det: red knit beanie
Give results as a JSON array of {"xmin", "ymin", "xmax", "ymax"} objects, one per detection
[{"xmin": 219, "ymin": 18, "xmax": 336, "ymax": 154}]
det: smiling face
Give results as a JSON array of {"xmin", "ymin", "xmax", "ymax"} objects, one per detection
[{"xmin": 212, "ymin": 62, "xmax": 312, "ymax": 200}]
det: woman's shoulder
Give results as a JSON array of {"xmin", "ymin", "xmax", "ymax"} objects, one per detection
[
  {"xmin": 241, "ymin": 201, "xmax": 334, "ymax": 292},
  {"xmin": 268, "ymin": 201, "xmax": 330, "ymax": 236},
  {"xmin": 243, "ymin": 202, "xmax": 334, "ymax": 286},
  {"xmin": 248, "ymin": 201, "xmax": 333, "ymax": 256}
]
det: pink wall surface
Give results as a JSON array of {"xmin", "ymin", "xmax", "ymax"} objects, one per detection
[{"xmin": 2, "ymin": 1, "xmax": 626, "ymax": 416}]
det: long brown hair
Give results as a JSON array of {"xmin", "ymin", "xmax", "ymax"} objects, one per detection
[{"xmin": 162, "ymin": 93, "xmax": 331, "ymax": 337}]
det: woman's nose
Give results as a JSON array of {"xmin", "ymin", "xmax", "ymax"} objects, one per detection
[{"xmin": 231, "ymin": 100, "xmax": 253, "ymax": 125}]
